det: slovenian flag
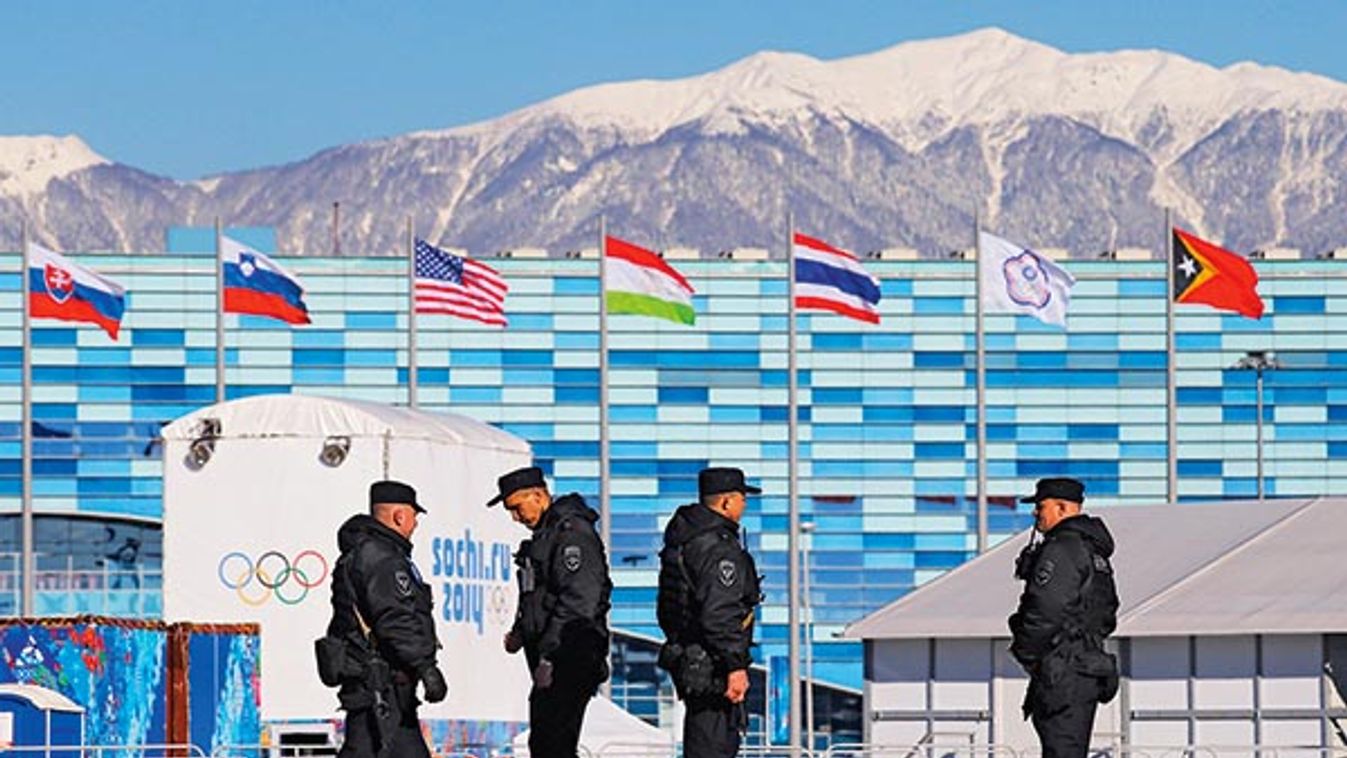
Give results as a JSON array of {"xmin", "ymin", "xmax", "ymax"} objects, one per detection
[
  {"xmin": 605, "ymin": 235, "xmax": 696, "ymax": 325},
  {"xmin": 221, "ymin": 236, "xmax": 311, "ymax": 325},
  {"xmin": 27, "ymin": 242, "xmax": 126, "ymax": 339},
  {"xmin": 793, "ymin": 232, "xmax": 881, "ymax": 324}
]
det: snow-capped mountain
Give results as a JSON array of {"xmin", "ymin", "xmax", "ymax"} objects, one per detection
[{"xmin": 6, "ymin": 28, "xmax": 1347, "ymax": 257}]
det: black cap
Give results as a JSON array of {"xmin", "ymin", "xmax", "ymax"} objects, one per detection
[
  {"xmin": 370, "ymin": 480, "xmax": 425, "ymax": 514},
  {"xmin": 1020, "ymin": 477, "xmax": 1085, "ymax": 505},
  {"xmin": 698, "ymin": 467, "xmax": 762, "ymax": 499},
  {"xmin": 487, "ymin": 466, "xmax": 547, "ymax": 507}
]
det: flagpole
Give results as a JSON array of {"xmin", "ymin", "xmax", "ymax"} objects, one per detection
[
  {"xmin": 20, "ymin": 220, "xmax": 33, "ymax": 616},
  {"xmin": 407, "ymin": 217, "xmax": 418, "ymax": 409},
  {"xmin": 598, "ymin": 214, "xmax": 612, "ymax": 698},
  {"xmin": 786, "ymin": 211, "xmax": 802, "ymax": 757},
  {"xmin": 1165, "ymin": 208, "xmax": 1177, "ymax": 504},
  {"xmin": 214, "ymin": 217, "xmax": 225, "ymax": 404},
  {"xmin": 974, "ymin": 209, "xmax": 988, "ymax": 553}
]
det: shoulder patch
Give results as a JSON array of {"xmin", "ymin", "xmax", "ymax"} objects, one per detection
[
  {"xmin": 718, "ymin": 558, "xmax": 737, "ymax": 587},
  {"xmin": 394, "ymin": 570, "xmax": 413, "ymax": 597},
  {"xmin": 563, "ymin": 544, "xmax": 583, "ymax": 572},
  {"xmin": 1092, "ymin": 554, "xmax": 1112, "ymax": 574},
  {"xmin": 1034, "ymin": 559, "xmax": 1056, "ymax": 586}
]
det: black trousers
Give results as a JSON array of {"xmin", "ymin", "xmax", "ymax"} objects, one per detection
[
  {"xmin": 338, "ymin": 703, "xmax": 429, "ymax": 758},
  {"xmin": 1030, "ymin": 694, "xmax": 1099, "ymax": 758},
  {"xmin": 683, "ymin": 695, "xmax": 740, "ymax": 758},
  {"xmin": 528, "ymin": 674, "xmax": 597, "ymax": 758}
]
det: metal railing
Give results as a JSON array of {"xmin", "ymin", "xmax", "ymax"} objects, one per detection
[
  {"xmin": 824, "ymin": 744, "xmax": 1346, "ymax": 758},
  {"xmin": 0, "ymin": 560, "xmax": 163, "ymax": 617},
  {"xmin": 0, "ymin": 744, "xmax": 208, "ymax": 758},
  {"xmin": 213, "ymin": 748, "xmax": 481, "ymax": 758},
  {"xmin": 4, "ymin": 742, "xmax": 1336, "ymax": 758},
  {"xmin": 824, "ymin": 742, "xmax": 1018, "ymax": 758}
]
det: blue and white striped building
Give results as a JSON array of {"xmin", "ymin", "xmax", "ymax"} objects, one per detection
[{"xmin": 2, "ymin": 236, "xmax": 1342, "ymax": 699}]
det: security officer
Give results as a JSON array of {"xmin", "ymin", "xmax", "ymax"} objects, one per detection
[
  {"xmin": 657, "ymin": 467, "xmax": 762, "ymax": 758},
  {"xmin": 488, "ymin": 466, "xmax": 612, "ymax": 758},
  {"xmin": 323, "ymin": 480, "xmax": 448, "ymax": 758},
  {"xmin": 1008, "ymin": 477, "xmax": 1121, "ymax": 758}
]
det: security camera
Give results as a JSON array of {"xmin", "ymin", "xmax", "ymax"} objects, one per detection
[
  {"xmin": 320, "ymin": 436, "xmax": 351, "ymax": 468},
  {"xmin": 186, "ymin": 417, "xmax": 221, "ymax": 470}
]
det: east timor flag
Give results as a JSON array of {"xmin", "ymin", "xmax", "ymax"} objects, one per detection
[{"xmin": 1172, "ymin": 228, "xmax": 1265, "ymax": 319}]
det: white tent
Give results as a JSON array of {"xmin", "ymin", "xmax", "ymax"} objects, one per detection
[
  {"xmin": 511, "ymin": 697, "xmax": 674, "ymax": 756},
  {"xmin": 161, "ymin": 394, "xmax": 535, "ymax": 724}
]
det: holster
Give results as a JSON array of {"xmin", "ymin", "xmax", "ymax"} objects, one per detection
[
  {"xmin": 665, "ymin": 642, "xmax": 719, "ymax": 700},
  {"xmin": 657, "ymin": 641, "xmax": 683, "ymax": 674},
  {"xmin": 315, "ymin": 635, "xmax": 361, "ymax": 688},
  {"xmin": 1071, "ymin": 646, "xmax": 1120, "ymax": 704}
]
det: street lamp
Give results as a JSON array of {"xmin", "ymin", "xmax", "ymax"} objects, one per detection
[
  {"xmin": 800, "ymin": 521, "xmax": 816, "ymax": 753},
  {"xmin": 1232, "ymin": 350, "xmax": 1282, "ymax": 500}
]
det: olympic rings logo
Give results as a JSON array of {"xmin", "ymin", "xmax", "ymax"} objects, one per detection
[{"xmin": 218, "ymin": 550, "xmax": 330, "ymax": 606}]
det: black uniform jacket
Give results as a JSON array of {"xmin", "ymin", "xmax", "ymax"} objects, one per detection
[
  {"xmin": 327, "ymin": 515, "xmax": 439, "ymax": 679},
  {"xmin": 511, "ymin": 493, "xmax": 612, "ymax": 670},
  {"xmin": 1008, "ymin": 514, "xmax": 1117, "ymax": 668},
  {"xmin": 659, "ymin": 503, "xmax": 760, "ymax": 672}
]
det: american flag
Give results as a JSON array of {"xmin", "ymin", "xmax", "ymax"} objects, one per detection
[{"xmin": 414, "ymin": 239, "xmax": 509, "ymax": 327}]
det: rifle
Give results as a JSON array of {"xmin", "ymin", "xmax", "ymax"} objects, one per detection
[{"xmin": 349, "ymin": 571, "xmax": 403, "ymax": 758}]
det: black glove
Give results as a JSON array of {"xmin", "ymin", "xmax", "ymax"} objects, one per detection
[{"xmin": 421, "ymin": 665, "xmax": 448, "ymax": 703}]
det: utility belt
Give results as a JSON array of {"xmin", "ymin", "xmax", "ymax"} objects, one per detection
[
  {"xmin": 1029, "ymin": 634, "xmax": 1119, "ymax": 714},
  {"xmin": 658, "ymin": 639, "xmax": 724, "ymax": 700}
]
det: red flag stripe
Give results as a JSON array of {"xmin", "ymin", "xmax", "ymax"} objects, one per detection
[
  {"xmin": 793, "ymin": 232, "xmax": 860, "ymax": 262},
  {"xmin": 605, "ymin": 236, "xmax": 694, "ymax": 293},
  {"xmin": 795, "ymin": 295, "xmax": 881, "ymax": 324},
  {"xmin": 415, "ymin": 281, "xmax": 505, "ymax": 310},
  {"xmin": 413, "ymin": 287, "xmax": 505, "ymax": 315}
]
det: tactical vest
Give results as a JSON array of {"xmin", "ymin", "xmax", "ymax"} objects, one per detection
[
  {"xmin": 656, "ymin": 538, "xmax": 700, "ymax": 644},
  {"xmin": 657, "ymin": 529, "xmax": 762, "ymax": 644},
  {"xmin": 1075, "ymin": 542, "xmax": 1119, "ymax": 643}
]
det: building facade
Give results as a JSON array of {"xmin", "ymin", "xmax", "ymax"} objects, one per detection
[{"xmin": 1, "ymin": 241, "xmax": 1343, "ymax": 701}]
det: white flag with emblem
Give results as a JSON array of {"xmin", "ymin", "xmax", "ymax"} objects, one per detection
[{"xmin": 978, "ymin": 230, "xmax": 1076, "ymax": 328}]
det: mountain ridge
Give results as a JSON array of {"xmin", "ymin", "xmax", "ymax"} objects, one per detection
[{"xmin": 5, "ymin": 28, "xmax": 1347, "ymax": 257}]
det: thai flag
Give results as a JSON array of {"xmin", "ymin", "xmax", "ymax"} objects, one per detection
[
  {"xmin": 27, "ymin": 242, "xmax": 126, "ymax": 339},
  {"xmin": 793, "ymin": 232, "xmax": 881, "ymax": 324},
  {"xmin": 221, "ymin": 236, "xmax": 311, "ymax": 325}
]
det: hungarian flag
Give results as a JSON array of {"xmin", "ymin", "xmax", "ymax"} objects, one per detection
[
  {"xmin": 1172, "ymin": 228, "xmax": 1264, "ymax": 319},
  {"xmin": 604, "ymin": 235, "xmax": 695, "ymax": 325}
]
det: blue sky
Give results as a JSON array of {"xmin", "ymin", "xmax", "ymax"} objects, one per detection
[{"xmin": 3, "ymin": 1, "xmax": 1340, "ymax": 179}]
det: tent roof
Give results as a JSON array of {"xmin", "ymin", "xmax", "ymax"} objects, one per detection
[
  {"xmin": 513, "ymin": 696, "xmax": 672, "ymax": 753},
  {"xmin": 843, "ymin": 497, "xmax": 1347, "ymax": 640},
  {"xmin": 161, "ymin": 394, "xmax": 529, "ymax": 454},
  {"xmin": 0, "ymin": 684, "xmax": 84, "ymax": 712}
]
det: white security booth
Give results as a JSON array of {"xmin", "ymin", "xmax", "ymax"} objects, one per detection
[
  {"xmin": 844, "ymin": 497, "xmax": 1347, "ymax": 755},
  {"xmin": 161, "ymin": 394, "xmax": 535, "ymax": 727}
]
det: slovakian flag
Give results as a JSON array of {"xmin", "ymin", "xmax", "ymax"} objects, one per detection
[
  {"xmin": 605, "ymin": 235, "xmax": 696, "ymax": 325},
  {"xmin": 978, "ymin": 230, "xmax": 1076, "ymax": 327},
  {"xmin": 793, "ymin": 232, "xmax": 881, "ymax": 324},
  {"xmin": 27, "ymin": 242, "xmax": 126, "ymax": 339},
  {"xmin": 1173, "ymin": 228, "xmax": 1265, "ymax": 319},
  {"xmin": 221, "ymin": 236, "xmax": 311, "ymax": 325}
]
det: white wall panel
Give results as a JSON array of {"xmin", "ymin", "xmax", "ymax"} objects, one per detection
[
  {"xmin": 1130, "ymin": 637, "xmax": 1190, "ymax": 710},
  {"xmin": 1261, "ymin": 635, "xmax": 1322, "ymax": 709},
  {"xmin": 1194, "ymin": 635, "xmax": 1255, "ymax": 709},
  {"xmin": 932, "ymin": 638, "xmax": 989, "ymax": 710}
]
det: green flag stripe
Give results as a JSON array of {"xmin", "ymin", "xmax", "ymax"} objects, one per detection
[{"xmin": 606, "ymin": 290, "xmax": 696, "ymax": 325}]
